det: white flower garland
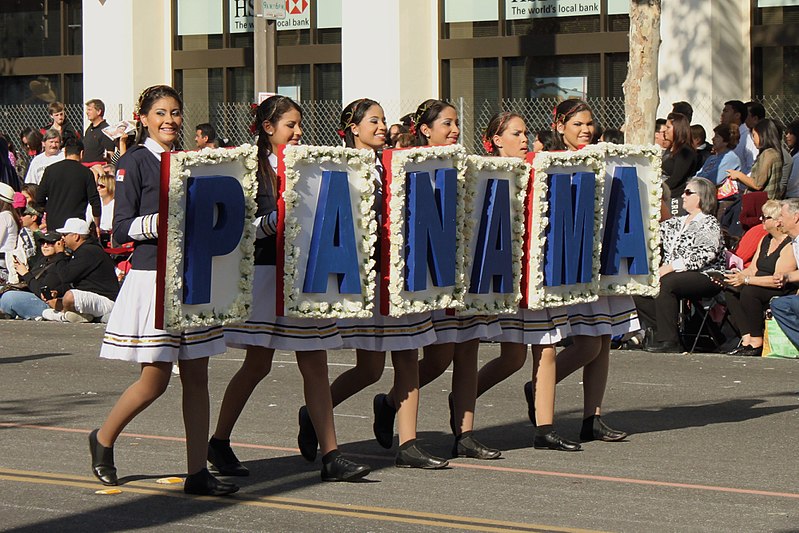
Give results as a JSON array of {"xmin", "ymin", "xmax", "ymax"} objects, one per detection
[
  {"xmin": 460, "ymin": 155, "xmax": 529, "ymax": 315},
  {"xmin": 386, "ymin": 144, "xmax": 467, "ymax": 317},
  {"xmin": 282, "ymin": 145, "xmax": 377, "ymax": 318},
  {"xmin": 164, "ymin": 145, "xmax": 259, "ymax": 330},
  {"xmin": 595, "ymin": 143, "xmax": 663, "ymax": 297},
  {"xmin": 526, "ymin": 148, "xmax": 606, "ymax": 310}
]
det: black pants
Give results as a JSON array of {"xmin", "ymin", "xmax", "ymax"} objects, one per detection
[
  {"xmin": 724, "ymin": 285, "xmax": 786, "ymax": 337},
  {"xmin": 634, "ymin": 271, "xmax": 721, "ymax": 343}
]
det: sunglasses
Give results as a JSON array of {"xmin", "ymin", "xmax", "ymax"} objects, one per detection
[
  {"xmin": 682, "ymin": 189, "xmax": 697, "ymax": 196},
  {"xmin": 41, "ymin": 241, "xmax": 57, "ymax": 246},
  {"xmin": 96, "ymin": 184, "xmax": 106, "ymax": 189},
  {"xmin": 760, "ymin": 215, "xmax": 773, "ymax": 222}
]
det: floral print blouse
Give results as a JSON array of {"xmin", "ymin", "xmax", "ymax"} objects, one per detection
[{"xmin": 660, "ymin": 212, "xmax": 726, "ymax": 273}]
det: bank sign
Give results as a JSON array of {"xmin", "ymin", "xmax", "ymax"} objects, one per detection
[{"xmin": 505, "ymin": 0, "xmax": 628, "ymax": 19}]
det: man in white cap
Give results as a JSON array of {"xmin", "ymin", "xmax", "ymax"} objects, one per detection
[{"xmin": 41, "ymin": 218, "xmax": 119, "ymax": 323}]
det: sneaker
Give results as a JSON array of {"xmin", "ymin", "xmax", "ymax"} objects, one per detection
[
  {"xmin": 41, "ymin": 309, "xmax": 66, "ymax": 322},
  {"xmin": 64, "ymin": 311, "xmax": 93, "ymax": 323}
]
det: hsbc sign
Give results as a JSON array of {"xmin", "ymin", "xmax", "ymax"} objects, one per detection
[{"xmin": 278, "ymin": 0, "xmax": 311, "ymax": 29}]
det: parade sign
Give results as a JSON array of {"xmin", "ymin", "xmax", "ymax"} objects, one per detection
[
  {"xmin": 380, "ymin": 145, "xmax": 468, "ymax": 317},
  {"xmin": 460, "ymin": 155, "xmax": 529, "ymax": 315},
  {"xmin": 276, "ymin": 145, "xmax": 377, "ymax": 318},
  {"xmin": 156, "ymin": 146, "xmax": 259, "ymax": 330}
]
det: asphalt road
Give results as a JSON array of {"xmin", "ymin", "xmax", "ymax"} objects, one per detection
[{"xmin": 0, "ymin": 320, "xmax": 797, "ymax": 532}]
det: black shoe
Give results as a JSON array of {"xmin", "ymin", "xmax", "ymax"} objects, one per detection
[
  {"xmin": 395, "ymin": 442, "xmax": 449, "ymax": 469},
  {"xmin": 727, "ymin": 345, "xmax": 762, "ymax": 357},
  {"xmin": 297, "ymin": 406, "xmax": 318, "ymax": 462},
  {"xmin": 447, "ymin": 393, "xmax": 457, "ymax": 436},
  {"xmin": 89, "ymin": 429, "xmax": 118, "ymax": 486},
  {"xmin": 372, "ymin": 393, "xmax": 396, "ymax": 449},
  {"xmin": 523, "ymin": 381, "xmax": 536, "ymax": 427},
  {"xmin": 452, "ymin": 433, "xmax": 501, "ymax": 460},
  {"xmin": 184, "ymin": 468, "xmax": 239, "ymax": 496},
  {"xmin": 644, "ymin": 340, "xmax": 683, "ymax": 353},
  {"xmin": 321, "ymin": 455, "xmax": 371, "ymax": 482},
  {"xmin": 580, "ymin": 416, "xmax": 627, "ymax": 442},
  {"xmin": 208, "ymin": 437, "xmax": 249, "ymax": 477},
  {"xmin": 533, "ymin": 430, "xmax": 582, "ymax": 452}
]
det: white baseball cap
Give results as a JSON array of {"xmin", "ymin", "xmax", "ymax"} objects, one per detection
[{"xmin": 56, "ymin": 217, "xmax": 91, "ymax": 235}]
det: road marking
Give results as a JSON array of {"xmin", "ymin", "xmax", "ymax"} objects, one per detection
[
  {"xmin": 0, "ymin": 468, "xmax": 597, "ymax": 533},
  {"xmin": 3, "ymin": 422, "xmax": 799, "ymax": 501}
]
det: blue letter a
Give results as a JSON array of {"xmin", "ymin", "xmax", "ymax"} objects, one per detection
[
  {"xmin": 600, "ymin": 166, "xmax": 649, "ymax": 275},
  {"xmin": 544, "ymin": 172, "xmax": 595, "ymax": 287},
  {"xmin": 303, "ymin": 170, "xmax": 362, "ymax": 294},
  {"xmin": 470, "ymin": 179, "xmax": 513, "ymax": 294},
  {"xmin": 183, "ymin": 175, "xmax": 245, "ymax": 305},
  {"xmin": 405, "ymin": 168, "xmax": 457, "ymax": 291}
]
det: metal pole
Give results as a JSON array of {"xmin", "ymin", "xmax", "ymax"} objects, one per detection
[{"xmin": 255, "ymin": 13, "xmax": 278, "ymax": 98}]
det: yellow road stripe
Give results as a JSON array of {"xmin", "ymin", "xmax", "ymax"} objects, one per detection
[{"xmin": 0, "ymin": 468, "xmax": 602, "ymax": 533}]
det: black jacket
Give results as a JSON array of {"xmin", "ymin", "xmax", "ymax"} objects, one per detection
[
  {"xmin": 21, "ymin": 252, "xmax": 70, "ymax": 298},
  {"xmin": 53, "ymin": 241, "xmax": 119, "ymax": 300}
]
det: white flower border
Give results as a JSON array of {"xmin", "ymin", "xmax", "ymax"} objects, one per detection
[
  {"xmin": 460, "ymin": 155, "xmax": 529, "ymax": 315},
  {"xmin": 526, "ymin": 148, "xmax": 605, "ymax": 310},
  {"xmin": 595, "ymin": 143, "xmax": 662, "ymax": 297},
  {"xmin": 386, "ymin": 144, "xmax": 467, "ymax": 317},
  {"xmin": 282, "ymin": 145, "xmax": 377, "ymax": 318},
  {"xmin": 164, "ymin": 145, "xmax": 258, "ymax": 330}
]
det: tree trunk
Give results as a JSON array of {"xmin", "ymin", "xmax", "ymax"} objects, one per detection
[{"xmin": 623, "ymin": 0, "xmax": 662, "ymax": 145}]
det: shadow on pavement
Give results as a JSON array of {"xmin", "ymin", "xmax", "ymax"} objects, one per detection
[{"xmin": 0, "ymin": 352, "xmax": 72, "ymax": 365}]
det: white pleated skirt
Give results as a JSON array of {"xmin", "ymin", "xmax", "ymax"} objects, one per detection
[
  {"xmin": 100, "ymin": 270, "xmax": 226, "ymax": 363},
  {"xmin": 566, "ymin": 295, "xmax": 640, "ymax": 337},
  {"xmin": 223, "ymin": 265, "xmax": 343, "ymax": 351},
  {"xmin": 430, "ymin": 310, "xmax": 502, "ymax": 344},
  {"xmin": 337, "ymin": 288, "xmax": 436, "ymax": 352},
  {"xmin": 489, "ymin": 307, "xmax": 571, "ymax": 345}
]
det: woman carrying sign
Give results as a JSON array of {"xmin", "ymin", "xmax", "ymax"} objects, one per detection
[
  {"xmin": 92, "ymin": 85, "xmax": 237, "ymax": 496},
  {"xmin": 211, "ymin": 95, "xmax": 370, "ymax": 482},
  {"xmin": 375, "ymin": 100, "xmax": 502, "ymax": 461},
  {"xmin": 297, "ymin": 98, "xmax": 446, "ymax": 469},
  {"xmin": 475, "ymin": 112, "xmax": 579, "ymax": 452}
]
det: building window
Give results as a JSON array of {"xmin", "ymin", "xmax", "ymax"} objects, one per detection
[
  {"xmin": 315, "ymin": 64, "xmax": 342, "ymax": 101},
  {"xmin": 278, "ymin": 65, "xmax": 311, "ymax": 102},
  {"xmin": 505, "ymin": 55, "xmax": 600, "ymax": 100}
]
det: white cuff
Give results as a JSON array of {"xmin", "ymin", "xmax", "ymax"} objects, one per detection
[{"xmin": 128, "ymin": 214, "xmax": 159, "ymax": 241}]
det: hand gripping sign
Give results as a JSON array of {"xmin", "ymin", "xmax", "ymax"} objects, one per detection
[
  {"xmin": 276, "ymin": 145, "xmax": 378, "ymax": 318},
  {"xmin": 380, "ymin": 145, "xmax": 468, "ymax": 317},
  {"xmin": 156, "ymin": 146, "xmax": 259, "ymax": 330}
]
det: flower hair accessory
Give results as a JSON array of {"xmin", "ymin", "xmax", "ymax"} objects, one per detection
[
  {"xmin": 336, "ymin": 128, "xmax": 346, "ymax": 139},
  {"xmin": 132, "ymin": 112, "xmax": 140, "ymax": 121},
  {"xmin": 339, "ymin": 101, "xmax": 362, "ymax": 137},
  {"xmin": 482, "ymin": 136, "xmax": 494, "ymax": 154}
]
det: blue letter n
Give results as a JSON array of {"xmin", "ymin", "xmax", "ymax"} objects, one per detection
[{"xmin": 470, "ymin": 178, "xmax": 513, "ymax": 294}]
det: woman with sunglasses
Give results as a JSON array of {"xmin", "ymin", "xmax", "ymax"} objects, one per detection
[{"xmin": 633, "ymin": 177, "xmax": 726, "ymax": 353}]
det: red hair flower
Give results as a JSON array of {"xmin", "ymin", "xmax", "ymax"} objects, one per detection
[
  {"xmin": 482, "ymin": 137, "xmax": 494, "ymax": 154},
  {"xmin": 409, "ymin": 124, "xmax": 417, "ymax": 136},
  {"xmin": 336, "ymin": 128, "xmax": 346, "ymax": 139},
  {"xmin": 132, "ymin": 112, "xmax": 140, "ymax": 121}
]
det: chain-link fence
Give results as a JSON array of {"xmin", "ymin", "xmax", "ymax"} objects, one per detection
[{"xmin": 3, "ymin": 96, "xmax": 799, "ymax": 155}]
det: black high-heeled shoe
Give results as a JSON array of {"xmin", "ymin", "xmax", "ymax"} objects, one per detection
[
  {"xmin": 89, "ymin": 429, "xmax": 118, "ymax": 486},
  {"xmin": 184, "ymin": 468, "xmax": 239, "ymax": 496}
]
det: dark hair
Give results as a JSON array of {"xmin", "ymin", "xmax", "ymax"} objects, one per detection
[
  {"xmin": 671, "ymin": 101, "xmax": 693, "ymax": 122},
  {"xmin": 64, "ymin": 139, "xmax": 83, "ymax": 158},
  {"xmin": 411, "ymin": 99, "xmax": 456, "ymax": 146},
  {"xmin": 745, "ymin": 101, "xmax": 766, "ymax": 122},
  {"xmin": 552, "ymin": 99, "xmax": 593, "ymax": 150},
  {"xmin": 655, "ymin": 118, "xmax": 667, "ymax": 132},
  {"xmin": 483, "ymin": 112, "xmax": 524, "ymax": 155},
  {"xmin": 195, "ymin": 123, "xmax": 217, "ymax": 143},
  {"xmin": 753, "ymin": 118, "xmax": 784, "ymax": 167},
  {"xmin": 690, "ymin": 124, "xmax": 706, "ymax": 144},
  {"xmin": 786, "ymin": 120, "xmax": 799, "ymax": 156},
  {"xmin": 601, "ymin": 128, "xmax": 624, "ymax": 144},
  {"xmin": 712, "ymin": 122, "xmax": 740, "ymax": 150},
  {"xmin": 254, "ymin": 95, "xmax": 303, "ymax": 196},
  {"xmin": 85, "ymin": 99, "xmax": 105, "ymax": 116},
  {"xmin": 666, "ymin": 112, "xmax": 694, "ymax": 155},
  {"xmin": 386, "ymin": 123, "xmax": 409, "ymax": 148},
  {"xmin": 47, "ymin": 101, "xmax": 65, "ymax": 115},
  {"xmin": 723, "ymin": 100, "xmax": 747, "ymax": 124},
  {"xmin": 339, "ymin": 98, "xmax": 381, "ymax": 149},
  {"xmin": 134, "ymin": 85, "xmax": 183, "ymax": 144},
  {"xmin": 399, "ymin": 113, "xmax": 414, "ymax": 128},
  {"xmin": 20, "ymin": 127, "xmax": 42, "ymax": 154},
  {"xmin": 536, "ymin": 130, "xmax": 557, "ymax": 151}
]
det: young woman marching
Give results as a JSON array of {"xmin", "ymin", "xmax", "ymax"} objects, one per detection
[
  {"xmin": 91, "ymin": 85, "xmax": 237, "ymax": 496},
  {"xmin": 376, "ymin": 99, "xmax": 502, "ymax": 460},
  {"xmin": 475, "ymin": 112, "xmax": 579, "ymax": 452},
  {"xmin": 525, "ymin": 99, "xmax": 634, "ymax": 443},
  {"xmin": 297, "ymin": 98, "xmax": 447, "ymax": 469},
  {"xmin": 208, "ymin": 95, "xmax": 370, "ymax": 482}
]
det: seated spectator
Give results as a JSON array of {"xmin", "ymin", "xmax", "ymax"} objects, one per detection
[
  {"xmin": 662, "ymin": 112, "xmax": 700, "ymax": 214},
  {"xmin": 768, "ymin": 199, "xmax": 799, "ymax": 350},
  {"xmin": 36, "ymin": 140, "xmax": 101, "ymax": 235},
  {"xmin": 0, "ymin": 232, "xmax": 69, "ymax": 320},
  {"xmin": 15, "ymin": 205, "xmax": 41, "ymax": 262},
  {"xmin": 696, "ymin": 123, "xmax": 741, "ymax": 185},
  {"xmin": 24, "ymin": 129, "xmax": 64, "ymax": 185},
  {"xmin": 533, "ymin": 130, "xmax": 557, "ymax": 152},
  {"xmin": 88, "ymin": 173, "xmax": 115, "ymax": 246},
  {"xmin": 41, "ymin": 218, "xmax": 119, "ymax": 323},
  {"xmin": 691, "ymin": 124, "xmax": 712, "ymax": 168},
  {"xmin": 634, "ymin": 177, "xmax": 726, "ymax": 353},
  {"xmin": 0, "ymin": 183, "xmax": 21, "ymax": 284},
  {"xmin": 387, "ymin": 123, "xmax": 409, "ymax": 148},
  {"xmin": 394, "ymin": 133, "xmax": 415, "ymax": 149},
  {"xmin": 727, "ymin": 118, "xmax": 785, "ymax": 199},
  {"xmin": 719, "ymin": 200, "xmax": 797, "ymax": 356}
]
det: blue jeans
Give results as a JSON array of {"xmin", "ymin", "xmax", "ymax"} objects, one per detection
[
  {"xmin": 0, "ymin": 290, "xmax": 49, "ymax": 319},
  {"xmin": 769, "ymin": 295, "xmax": 799, "ymax": 349}
]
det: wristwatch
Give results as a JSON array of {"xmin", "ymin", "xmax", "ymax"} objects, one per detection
[{"xmin": 744, "ymin": 276, "xmax": 750, "ymax": 285}]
